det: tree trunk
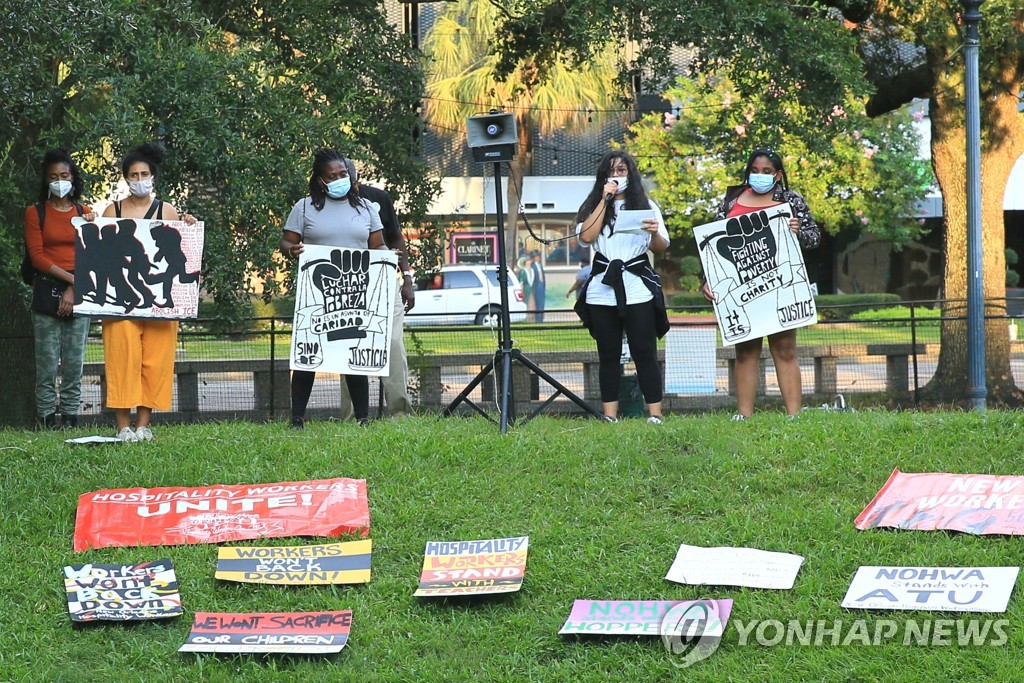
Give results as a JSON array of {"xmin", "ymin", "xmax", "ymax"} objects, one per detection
[
  {"xmin": 924, "ymin": 58, "xmax": 1024, "ymax": 404},
  {"xmin": 503, "ymin": 114, "xmax": 533, "ymax": 268}
]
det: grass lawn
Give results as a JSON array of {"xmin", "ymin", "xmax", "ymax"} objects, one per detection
[{"xmin": 2, "ymin": 411, "xmax": 1023, "ymax": 681}]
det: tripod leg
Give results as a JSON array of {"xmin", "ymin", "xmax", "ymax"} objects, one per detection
[
  {"xmin": 498, "ymin": 348, "xmax": 514, "ymax": 433},
  {"xmin": 513, "ymin": 351, "xmax": 605, "ymax": 420},
  {"xmin": 443, "ymin": 358, "xmax": 496, "ymax": 418}
]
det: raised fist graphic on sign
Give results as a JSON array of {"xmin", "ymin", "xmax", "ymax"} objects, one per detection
[{"xmin": 716, "ymin": 210, "xmax": 778, "ymax": 285}]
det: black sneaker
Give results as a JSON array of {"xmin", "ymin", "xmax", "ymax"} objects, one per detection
[
  {"xmin": 63, "ymin": 414, "xmax": 78, "ymax": 429},
  {"xmin": 357, "ymin": 418, "xmax": 371, "ymax": 428},
  {"xmin": 290, "ymin": 416, "xmax": 305, "ymax": 430},
  {"xmin": 43, "ymin": 413, "xmax": 59, "ymax": 430}
]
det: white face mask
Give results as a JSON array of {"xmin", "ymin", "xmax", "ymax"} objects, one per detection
[
  {"xmin": 128, "ymin": 177, "xmax": 154, "ymax": 197},
  {"xmin": 49, "ymin": 180, "xmax": 72, "ymax": 198},
  {"xmin": 607, "ymin": 177, "xmax": 628, "ymax": 194}
]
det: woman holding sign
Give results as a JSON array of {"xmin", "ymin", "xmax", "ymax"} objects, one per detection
[
  {"xmin": 574, "ymin": 151, "xmax": 670, "ymax": 425},
  {"xmin": 23, "ymin": 149, "xmax": 96, "ymax": 428},
  {"xmin": 101, "ymin": 142, "xmax": 196, "ymax": 442},
  {"xmin": 701, "ymin": 148, "xmax": 820, "ymax": 420},
  {"xmin": 280, "ymin": 148, "xmax": 387, "ymax": 429}
]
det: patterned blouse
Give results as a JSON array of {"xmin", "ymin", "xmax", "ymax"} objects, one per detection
[{"xmin": 715, "ymin": 186, "xmax": 821, "ymax": 250}]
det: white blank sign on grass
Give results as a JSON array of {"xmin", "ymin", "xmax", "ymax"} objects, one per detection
[{"xmin": 665, "ymin": 544, "xmax": 804, "ymax": 590}]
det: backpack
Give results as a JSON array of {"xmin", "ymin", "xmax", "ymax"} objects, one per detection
[{"xmin": 21, "ymin": 202, "xmax": 85, "ymax": 284}]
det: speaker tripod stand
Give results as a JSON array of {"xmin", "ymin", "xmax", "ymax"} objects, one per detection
[{"xmin": 443, "ymin": 159, "xmax": 603, "ymax": 433}]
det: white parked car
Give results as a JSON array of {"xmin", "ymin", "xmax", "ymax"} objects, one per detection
[{"xmin": 406, "ymin": 264, "xmax": 527, "ymax": 326}]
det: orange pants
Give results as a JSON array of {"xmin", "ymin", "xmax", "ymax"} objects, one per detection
[{"xmin": 102, "ymin": 319, "xmax": 178, "ymax": 410}]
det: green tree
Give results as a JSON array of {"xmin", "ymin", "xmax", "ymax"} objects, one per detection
[
  {"xmin": 420, "ymin": 0, "xmax": 624, "ymax": 262},
  {"xmin": 0, "ymin": 0, "xmax": 436, "ymax": 425},
  {"xmin": 626, "ymin": 72, "xmax": 931, "ymax": 247},
  {"xmin": 488, "ymin": 0, "xmax": 1024, "ymax": 403}
]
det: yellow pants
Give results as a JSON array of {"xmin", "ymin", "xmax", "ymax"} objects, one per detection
[{"xmin": 102, "ymin": 319, "xmax": 178, "ymax": 410}]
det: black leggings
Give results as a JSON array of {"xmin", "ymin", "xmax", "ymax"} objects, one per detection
[
  {"xmin": 587, "ymin": 301, "xmax": 663, "ymax": 404},
  {"xmin": 291, "ymin": 371, "xmax": 369, "ymax": 421}
]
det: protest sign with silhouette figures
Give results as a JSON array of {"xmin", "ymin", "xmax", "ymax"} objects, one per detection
[
  {"xmin": 693, "ymin": 203, "xmax": 816, "ymax": 345},
  {"xmin": 290, "ymin": 245, "xmax": 397, "ymax": 376},
  {"xmin": 72, "ymin": 216, "xmax": 204, "ymax": 319}
]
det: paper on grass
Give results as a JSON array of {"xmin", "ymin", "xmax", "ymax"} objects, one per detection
[
  {"xmin": 841, "ymin": 566, "xmax": 1018, "ymax": 612},
  {"xmin": 64, "ymin": 435, "xmax": 124, "ymax": 445},
  {"xmin": 665, "ymin": 544, "xmax": 804, "ymax": 589},
  {"xmin": 613, "ymin": 209, "xmax": 656, "ymax": 234}
]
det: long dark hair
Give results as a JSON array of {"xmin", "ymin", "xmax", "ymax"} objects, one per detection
[
  {"xmin": 37, "ymin": 148, "xmax": 84, "ymax": 203},
  {"xmin": 308, "ymin": 148, "xmax": 362, "ymax": 211},
  {"xmin": 725, "ymin": 147, "xmax": 790, "ymax": 205},
  {"xmin": 573, "ymin": 151, "xmax": 651, "ymax": 226},
  {"xmin": 121, "ymin": 141, "xmax": 166, "ymax": 178}
]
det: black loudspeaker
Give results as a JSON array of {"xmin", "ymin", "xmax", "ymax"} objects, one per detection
[{"xmin": 467, "ymin": 111, "xmax": 517, "ymax": 162}]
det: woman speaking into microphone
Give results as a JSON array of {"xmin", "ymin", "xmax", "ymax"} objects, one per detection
[{"xmin": 573, "ymin": 151, "xmax": 670, "ymax": 425}]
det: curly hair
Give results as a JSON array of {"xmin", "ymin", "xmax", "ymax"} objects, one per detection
[
  {"xmin": 121, "ymin": 141, "xmax": 166, "ymax": 178},
  {"xmin": 37, "ymin": 148, "xmax": 84, "ymax": 203}
]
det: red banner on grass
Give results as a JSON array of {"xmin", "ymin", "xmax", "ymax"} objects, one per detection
[
  {"xmin": 855, "ymin": 468, "xmax": 1024, "ymax": 535},
  {"xmin": 74, "ymin": 478, "xmax": 369, "ymax": 551}
]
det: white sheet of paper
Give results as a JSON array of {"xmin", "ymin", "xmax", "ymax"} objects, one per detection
[
  {"xmin": 64, "ymin": 435, "xmax": 124, "ymax": 445},
  {"xmin": 665, "ymin": 544, "xmax": 804, "ymax": 589},
  {"xmin": 841, "ymin": 566, "xmax": 1019, "ymax": 612},
  {"xmin": 614, "ymin": 209, "xmax": 656, "ymax": 234}
]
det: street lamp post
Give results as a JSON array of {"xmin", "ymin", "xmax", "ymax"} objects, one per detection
[{"xmin": 963, "ymin": 0, "xmax": 986, "ymax": 411}]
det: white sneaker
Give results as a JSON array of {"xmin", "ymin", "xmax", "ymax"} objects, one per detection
[
  {"xmin": 731, "ymin": 414, "xmax": 748, "ymax": 422},
  {"xmin": 604, "ymin": 415, "xmax": 618, "ymax": 423},
  {"xmin": 116, "ymin": 427, "xmax": 139, "ymax": 443},
  {"xmin": 136, "ymin": 426, "xmax": 155, "ymax": 441},
  {"xmin": 647, "ymin": 416, "xmax": 663, "ymax": 425}
]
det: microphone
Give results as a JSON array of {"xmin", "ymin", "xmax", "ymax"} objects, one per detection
[{"xmin": 604, "ymin": 178, "xmax": 621, "ymax": 202}]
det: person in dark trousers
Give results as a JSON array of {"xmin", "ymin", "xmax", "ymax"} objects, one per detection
[
  {"xmin": 573, "ymin": 151, "xmax": 670, "ymax": 424},
  {"xmin": 338, "ymin": 165, "xmax": 415, "ymax": 420},
  {"xmin": 280, "ymin": 148, "xmax": 388, "ymax": 429}
]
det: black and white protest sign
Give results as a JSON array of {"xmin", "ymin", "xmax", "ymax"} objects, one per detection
[
  {"xmin": 694, "ymin": 203, "xmax": 816, "ymax": 345},
  {"xmin": 290, "ymin": 245, "xmax": 397, "ymax": 376}
]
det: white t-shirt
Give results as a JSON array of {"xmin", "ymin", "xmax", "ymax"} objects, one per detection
[
  {"xmin": 576, "ymin": 199, "xmax": 669, "ymax": 306},
  {"xmin": 284, "ymin": 195, "xmax": 383, "ymax": 248}
]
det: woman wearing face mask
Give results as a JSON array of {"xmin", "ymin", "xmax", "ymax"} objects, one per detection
[
  {"xmin": 101, "ymin": 142, "xmax": 196, "ymax": 442},
  {"xmin": 23, "ymin": 148, "xmax": 97, "ymax": 428},
  {"xmin": 701, "ymin": 147, "xmax": 820, "ymax": 420},
  {"xmin": 574, "ymin": 151, "xmax": 670, "ymax": 425},
  {"xmin": 279, "ymin": 148, "xmax": 387, "ymax": 429}
]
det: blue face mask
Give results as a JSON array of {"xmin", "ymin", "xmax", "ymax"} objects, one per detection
[
  {"xmin": 748, "ymin": 173, "xmax": 777, "ymax": 194},
  {"xmin": 325, "ymin": 177, "xmax": 351, "ymax": 199}
]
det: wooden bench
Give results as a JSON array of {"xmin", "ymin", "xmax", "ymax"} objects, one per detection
[
  {"xmin": 866, "ymin": 342, "xmax": 936, "ymax": 393},
  {"xmin": 79, "ymin": 341, "xmax": 942, "ymax": 420}
]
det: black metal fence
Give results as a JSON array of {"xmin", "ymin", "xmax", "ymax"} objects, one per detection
[{"xmin": 6, "ymin": 299, "xmax": 1024, "ymax": 427}]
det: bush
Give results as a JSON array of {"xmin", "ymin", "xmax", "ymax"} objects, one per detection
[
  {"xmin": 814, "ymin": 294, "xmax": 901, "ymax": 320},
  {"xmin": 849, "ymin": 305, "xmax": 942, "ymax": 326},
  {"xmin": 667, "ymin": 293, "xmax": 714, "ymax": 311},
  {"xmin": 670, "ymin": 292, "xmax": 904, "ymax": 319}
]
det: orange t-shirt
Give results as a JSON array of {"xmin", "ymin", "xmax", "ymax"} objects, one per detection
[{"xmin": 23, "ymin": 202, "xmax": 92, "ymax": 273}]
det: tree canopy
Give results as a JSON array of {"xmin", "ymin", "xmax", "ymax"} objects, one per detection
[
  {"xmin": 626, "ymin": 72, "xmax": 932, "ymax": 246},
  {"xmin": 0, "ymin": 0, "xmax": 438, "ymax": 425},
  {"xmin": 488, "ymin": 0, "xmax": 1024, "ymax": 403},
  {"xmin": 1, "ymin": 0, "xmax": 437, "ymax": 309}
]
